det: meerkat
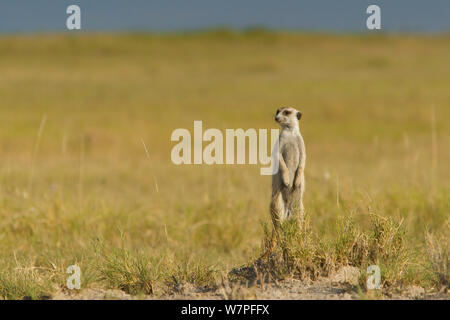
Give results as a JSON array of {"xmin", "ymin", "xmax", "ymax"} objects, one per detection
[{"xmin": 269, "ymin": 106, "xmax": 306, "ymax": 241}]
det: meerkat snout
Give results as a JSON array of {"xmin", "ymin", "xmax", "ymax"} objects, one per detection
[{"xmin": 275, "ymin": 107, "xmax": 302, "ymax": 127}]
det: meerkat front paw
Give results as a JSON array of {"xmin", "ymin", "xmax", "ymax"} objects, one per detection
[{"xmin": 282, "ymin": 175, "xmax": 292, "ymax": 188}]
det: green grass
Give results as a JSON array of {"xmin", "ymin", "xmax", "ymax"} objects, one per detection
[{"xmin": 0, "ymin": 31, "xmax": 449, "ymax": 299}]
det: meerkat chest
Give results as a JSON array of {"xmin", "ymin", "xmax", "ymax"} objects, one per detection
[{"xmin": 279, "ymin": 130, "xmax": 302, "ymax": 167}]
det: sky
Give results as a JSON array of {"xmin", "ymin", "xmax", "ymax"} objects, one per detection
[{"xmin": 0, "ymin": 0, "xmax": 449, "ymax": 33}]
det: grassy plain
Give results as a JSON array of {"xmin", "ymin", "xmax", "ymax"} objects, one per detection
[{"xmin": 0, "ymin": 31, "xmax": 448, "ymax": 299}]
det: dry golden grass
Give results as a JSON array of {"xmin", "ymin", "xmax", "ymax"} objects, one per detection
[{"xmin": 0, "ymin": 31, "xmax": 448, "ymax": 299}]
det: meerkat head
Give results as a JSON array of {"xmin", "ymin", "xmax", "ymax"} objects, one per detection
[{"xmin": 275, "ymin": 107, "xmax": 302, "ymax": 128}]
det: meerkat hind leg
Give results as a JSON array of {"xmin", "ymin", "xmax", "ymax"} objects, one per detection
[{"xmin": 260, "ymin": 192, "xmax": 285, "ymax": 259}]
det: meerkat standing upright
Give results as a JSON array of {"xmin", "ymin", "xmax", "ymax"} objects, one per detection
[{"xmin": 270, "ymin": 107, "xmax": 306, "ymax": 238}]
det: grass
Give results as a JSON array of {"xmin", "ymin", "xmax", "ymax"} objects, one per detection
[
  {"xmin": 246, "ymin": 212, "xmax": 410, "ymax": 289},
  {"xmin": 0, "ymin": 30, "xmax": 449, "ymax": 299},
  {"xmin": 425, "ymin": 231, "xmax": 449, "ymax": 288}
]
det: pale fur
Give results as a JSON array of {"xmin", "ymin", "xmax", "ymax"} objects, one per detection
[{"xmin": 270, "ymin": 107, "xmax": 306, "ymax": 229}]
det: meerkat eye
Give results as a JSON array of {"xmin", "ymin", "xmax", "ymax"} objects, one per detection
[{"xmin": 283, "ymin": 110, "xmax": 291, "ymax": 116}]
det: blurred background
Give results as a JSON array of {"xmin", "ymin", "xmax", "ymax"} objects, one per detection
[
  {"xmin": 0, "ymin": 1, "xmax": 448, "ymax": 299},
  {"xmin": 1, "ymin": 0, "xmax": 450, "ymax": 33}
]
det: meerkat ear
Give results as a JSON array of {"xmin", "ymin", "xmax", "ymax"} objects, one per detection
[{"xmin": 296, "ymin": 111, "xmax": 302, "ymax": 120}]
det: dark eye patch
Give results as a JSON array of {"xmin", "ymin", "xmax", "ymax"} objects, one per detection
[{"xmin": 283, "ymin": 110, "xmax": 291, "ymax": 115}]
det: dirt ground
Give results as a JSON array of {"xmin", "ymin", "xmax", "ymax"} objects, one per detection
[
  {"xmin": 52, "ymin": 267, "xmax": 448, "ymax": 300},
  {"xmin": 52, "ymin": 281, "xmax": 448, "ymax": 300}
]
